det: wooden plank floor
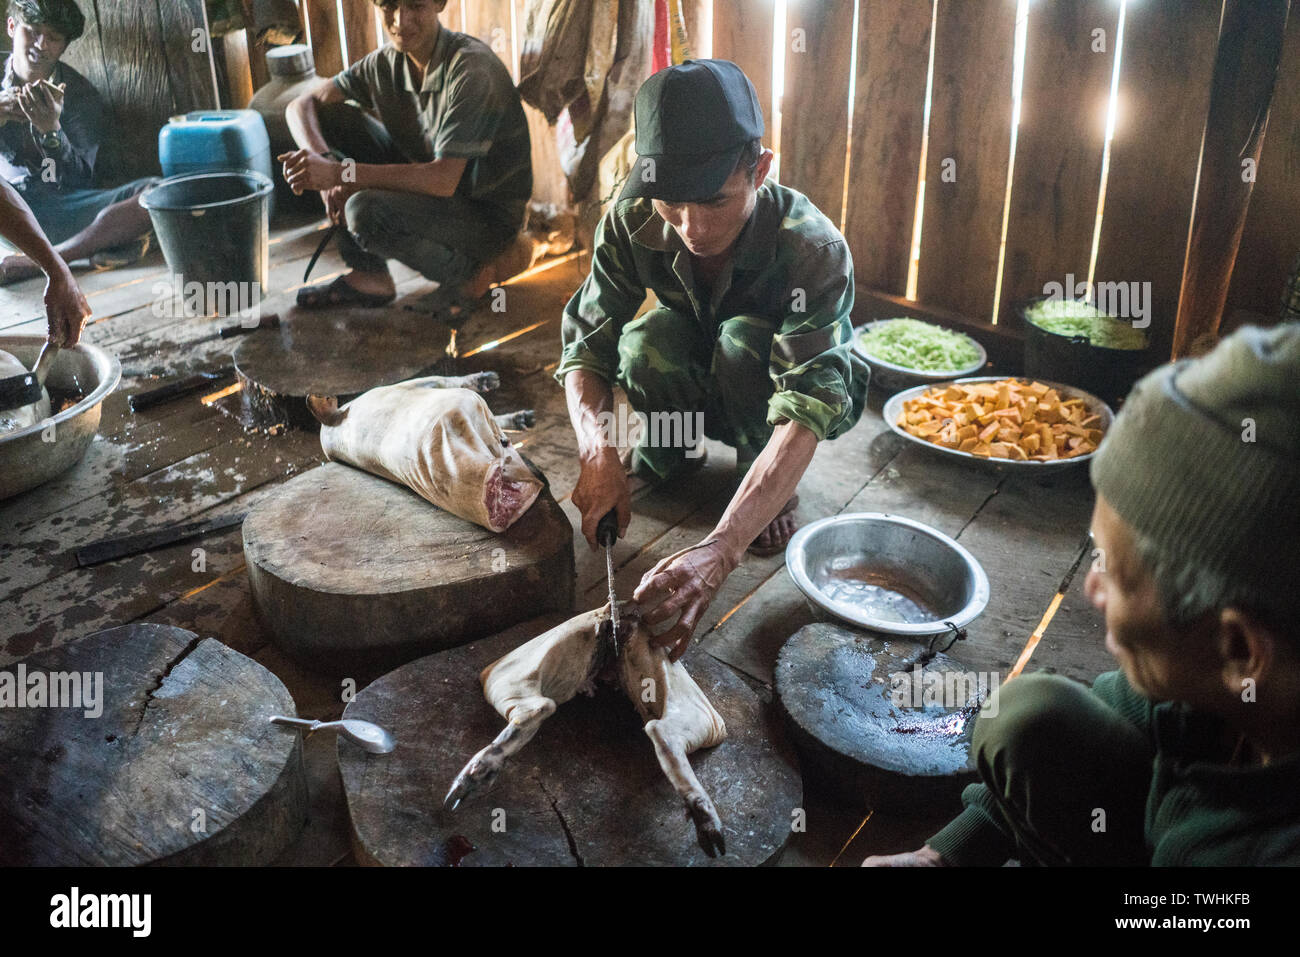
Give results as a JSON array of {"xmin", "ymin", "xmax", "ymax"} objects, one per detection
[{"xmin": 0, "ymin": 212, "xmax": 1112, "ymax": 866}]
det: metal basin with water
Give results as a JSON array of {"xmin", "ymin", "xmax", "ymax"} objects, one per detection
[
  {"xmin": 0, "ymin": 335, "xmax": 121, "ymax": 500},
  {"xmin": 786, "ymin": 513, "xmax": 989, "ymax": 636}
]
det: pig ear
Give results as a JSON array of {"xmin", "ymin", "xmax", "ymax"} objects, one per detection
[{"xmin": 306, "ymin": 394, "xmax": 346, "ymax": 426}]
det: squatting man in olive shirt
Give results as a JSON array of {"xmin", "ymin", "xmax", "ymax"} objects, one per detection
[
  {"xmin": 279, "ymin": 0, "xmax": 531, "ymax": 320},
  {"xmin": 559, "ymin": 60, "xmax": 869, "ymax": 661}
]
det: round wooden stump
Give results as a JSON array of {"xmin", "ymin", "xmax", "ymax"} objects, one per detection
[
  {"xmin": 775, "ymin": 622, "xmax": 983, "ymax": 813},
  {"xmin": 233, "ymin": 310, "xmax": 448, "ymax": 428},
  {"xmin": 0, "ymin": 624, "xmax": 308, "ymax": 865},
  {"xmin": 244, "ymin": 463, "xmax": 575, "ymax": 674},
  {"xmin": 339, "ymin": 613, "xmax": 802, "ymax": 866}
]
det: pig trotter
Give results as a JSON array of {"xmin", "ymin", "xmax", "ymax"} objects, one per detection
[
  {"xmin": 494, "ymin": 409, "xmax": 535, "ymax": 431},
  {"xmin": 445, "ymin": 697, "xmax": 557, "ymax": 810},
  {"xmin": 688, "ymin": 795, "xmax": 726, "ymax": 858},
  {"xmin": 444, "ymin": 743, "xmax": 506, "ymax": 810},
  {"xmin": 463, "ymin": 371, "xmax": 499, "ymax": 394}
]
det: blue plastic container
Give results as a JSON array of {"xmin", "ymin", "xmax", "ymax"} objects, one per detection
[{"xmin": 159, "ymin": 110, "xmax": 274, "ymax": 190}]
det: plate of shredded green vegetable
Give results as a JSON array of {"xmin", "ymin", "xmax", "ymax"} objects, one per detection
[
  {"xmin": 1023, "ymin": 299, "xmax": 1148, "ymax": 351},
  {"xmin": 854, "ymin": 318, "xmax": 988, "ymax": 391}
]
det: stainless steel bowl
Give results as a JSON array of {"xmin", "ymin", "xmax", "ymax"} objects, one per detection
[
  {"xmin": 0, "ymin": 335, "xmax": 121, "ymax": 499},
  {"xmin": 853, "ymin": 320, "xmax": 988, "ymax": 393},
  {"xmin": 786, "ymin": 513, "xmax": 989, "ymax": 636},
  {"xmin": 882, "ymin": 375, "xmax": 1114, "ymax": 472}
]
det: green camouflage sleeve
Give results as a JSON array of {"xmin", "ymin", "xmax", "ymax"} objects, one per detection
[
  {"xmin": 766, "ymin": 236, "xmax": 868, "ymax": 441},
  {"xmin": 554, "ymin": 208, "xmax": 646, "ymax": 386}
]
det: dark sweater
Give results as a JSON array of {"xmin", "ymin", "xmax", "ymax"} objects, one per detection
[{"xmin": 929, "ymin": 670, "xmax": 1300, "ymax": 865}]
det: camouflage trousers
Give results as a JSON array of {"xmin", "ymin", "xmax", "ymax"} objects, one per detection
[{"xmin": 615, "ymin": 307, "xmax": 777, "ymax": 480}]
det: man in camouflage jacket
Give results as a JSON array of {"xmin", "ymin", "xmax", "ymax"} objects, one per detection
[{"xmin": 557, "ymin": 59, "xmax": 869, "ymax": 660}]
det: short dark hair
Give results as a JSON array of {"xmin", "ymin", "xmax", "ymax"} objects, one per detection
[
  {"xmin": 734, "ymin": 138, "xmax": 763, "ymax": 182},
  {"xmin": 8, "ymin": 0, "xmax": 85, "ymax": 42}
]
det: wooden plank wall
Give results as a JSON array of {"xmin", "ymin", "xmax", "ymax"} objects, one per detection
[
  {"xmin": 995, "ymin": 0, "xmax": 1115, "ymax": 326},
  {"xmin": 1225, "ymin": 8, "xmax": 1300, "ymax": 323},
  {"xmin": 1091, "ymin": 0, "xmax": 1220, "ymax": 360},
  {"xmin": 914, "ymin": 1, "xmax": 1018, "ymax": 321},
  {"xmin": 841, "ymin": 0, "xmax": 931, "ymax": 297},
  {"xmin": 56, "ymin": 0, "xmax": 217, "ymax": 182},
  {"xmin": 209, "ymin": 0, "xmax": 1294, "ymax": 353},
  {"xmin": 779, "ymin": 1, "xmax": 855, "ymax": 226}
]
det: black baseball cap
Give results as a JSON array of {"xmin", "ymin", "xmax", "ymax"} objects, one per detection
[{"xmin": 619, "ymin": 59, "xmax": 765, "ymax": 204}]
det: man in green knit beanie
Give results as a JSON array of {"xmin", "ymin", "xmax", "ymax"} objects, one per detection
[{"xmin": 866, "ymin": 323, "xmax": 1300, "ymax": 867}]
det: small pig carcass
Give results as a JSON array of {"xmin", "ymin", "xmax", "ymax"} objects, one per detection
[
  {"xmin": 307, "ymin": 372, "xmax": 541, "ymax": 533},
  {"xmin": 445, "ymin": 602, "xmax": 729, "ymax": 857}
]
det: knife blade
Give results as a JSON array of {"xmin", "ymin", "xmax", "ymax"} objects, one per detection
[{"xmin": 596, "ymin": 507, "xmax": 620, "ymax": 654}]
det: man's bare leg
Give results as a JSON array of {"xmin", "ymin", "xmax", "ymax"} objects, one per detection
[{"xmin": 1, "ymin": 194, "xmax": 153, "ymax": 281}]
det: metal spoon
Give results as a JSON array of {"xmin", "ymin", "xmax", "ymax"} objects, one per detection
[{"xmin": 269, "ymin": 715, "xmax": 395, "ymax": 754}]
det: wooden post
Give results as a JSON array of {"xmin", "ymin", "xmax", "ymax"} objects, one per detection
[{"xmin": 1172, "ymin": 0, "xmax": 1291, "ymax": 358}]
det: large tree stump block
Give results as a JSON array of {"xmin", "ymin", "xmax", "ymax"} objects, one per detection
[
  {"xmin": 775, "ymin": 622, "xmax": 985, "ymax": 813},
  {"xmin": 0, "ymin": 624, "xmax": 308, "ymax": 865},
  {"xmin": 233, "ymin": 310, "xmax": 450, "ymax": 428},
  {"xmin": 339, "ymin": 613, "xmax": 802, "ymax": 866},
  {"xmin": 243, "ymin": 463, "xmax": 575, "ymax": 674}
]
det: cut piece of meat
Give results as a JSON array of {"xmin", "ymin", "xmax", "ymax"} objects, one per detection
[{"xmin": 309, "ymin": 377, "xmax": 543, "ymax": 532}]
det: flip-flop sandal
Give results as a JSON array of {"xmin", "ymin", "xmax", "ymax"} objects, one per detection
[
  {"xmin": 296, "ymin": 274, "xmax": 395, "ymax": 310},
  {"xmin": 747, "ymin": 494, "xmax": 800, "ymax": 557}
]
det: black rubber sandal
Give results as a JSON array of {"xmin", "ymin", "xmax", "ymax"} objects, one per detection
[{"xmin": 296, "ymin": 274, "xmax": 395, "ymax": 310}]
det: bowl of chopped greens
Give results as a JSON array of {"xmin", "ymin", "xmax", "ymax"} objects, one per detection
[
  {"xmin": 853, "ymin": 318, "xmax": 987, "ymax": 392},
  {"xmin": 1020, "ymin": 298, "xmax": 1151, "ymax": 408}
]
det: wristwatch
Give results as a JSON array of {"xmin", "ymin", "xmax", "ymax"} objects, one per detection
[
  {"xmin": 38, "ymin": 128, "xmax": 61, "ymax": 152},
  {"xmin": 320, "ymin": 148, "xmax": 347, "ymax": 162}
]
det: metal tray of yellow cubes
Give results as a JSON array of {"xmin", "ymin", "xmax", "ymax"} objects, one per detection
[{"xmin": 881, "ymin": 376, "xmax": 1115, "ymax": 472}]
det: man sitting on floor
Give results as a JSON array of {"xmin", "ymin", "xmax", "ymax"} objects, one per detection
[
  {"xmin": 0, "ymin": 0, "xmax": 157, "ymax": 284},
  {"xmin": 864, "ymin": 324, "xmax": 1300, "ymax": 866},
  {"xmin": 279, "ymin": 0, "xmax": 531, "ymax": 319}
]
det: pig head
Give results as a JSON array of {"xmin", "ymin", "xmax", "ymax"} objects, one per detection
[{"xmin": 307, "ymin": 377, "xmax": 543, "ymax": 533}]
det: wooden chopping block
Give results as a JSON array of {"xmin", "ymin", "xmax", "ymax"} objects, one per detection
[
  {"xmin": 243, "ymin": 462, "xmax": 575, "ymax": 674},
  {"xmin": 775, "ymin": 622, "xmax": 985, "ymax": 813},
  {"xmin": 0, "ymin": 624, "xmax": 308, "ymax": 865},
  {"xmin": 338, "ymin": 613, "xmax": 803, "ymax": 867},
  {"xmin": 232, "ymin": 310, "xmax": 451, "ymax": 429}
]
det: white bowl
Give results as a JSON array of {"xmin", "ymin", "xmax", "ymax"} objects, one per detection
[{"xmin": 853, "ymin": 320, "xmax": 988, "ymax": 393}]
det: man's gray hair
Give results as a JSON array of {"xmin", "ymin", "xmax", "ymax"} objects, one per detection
[{"xmin": 1133, "ymin": 526, "xmax": 1293, "ymax": 637}]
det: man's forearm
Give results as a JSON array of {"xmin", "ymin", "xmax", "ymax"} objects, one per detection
[
  {"xmin": 711, "ymin": 421, "xmax": 818, "ymax": 561},
  {"xmin": 0, "ymin": 179, "xmax": 69, "ymax": 278},
  {"xmin": 286, "ymin": 95, "xmax": 332, "ymax": 154},
  {"xmin": 564, "ymin": 368, "xmax": 617, "ymax": 463},
  {"xmin": 352, "ymin": 160, "xmax": 461, "ymax": 198}
]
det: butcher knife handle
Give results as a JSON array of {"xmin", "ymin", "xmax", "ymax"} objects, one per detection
[{"xmin": 596, "ymin": 508, "xmax": 618, "ymax": 548}]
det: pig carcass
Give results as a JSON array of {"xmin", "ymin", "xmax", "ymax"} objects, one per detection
[
  {"xmin": 445, "ymin": 602, "xmax": 728, "ymax": 857},
  {"xmin": 307, "ymin": 372, "xmax": 541, "ymax": 533},
  {"xmin": 0, "ymin": 348, "xmax": 50, "ymax": 434}
]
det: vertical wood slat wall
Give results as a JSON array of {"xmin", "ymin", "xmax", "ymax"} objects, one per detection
[
  {"xmin": 59, "ymin": 0, "xmax": 216, "ymax": 182},
  {"xmin": 218, "ymin": 0, "xmax": 1296, "ymax": 352}
]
